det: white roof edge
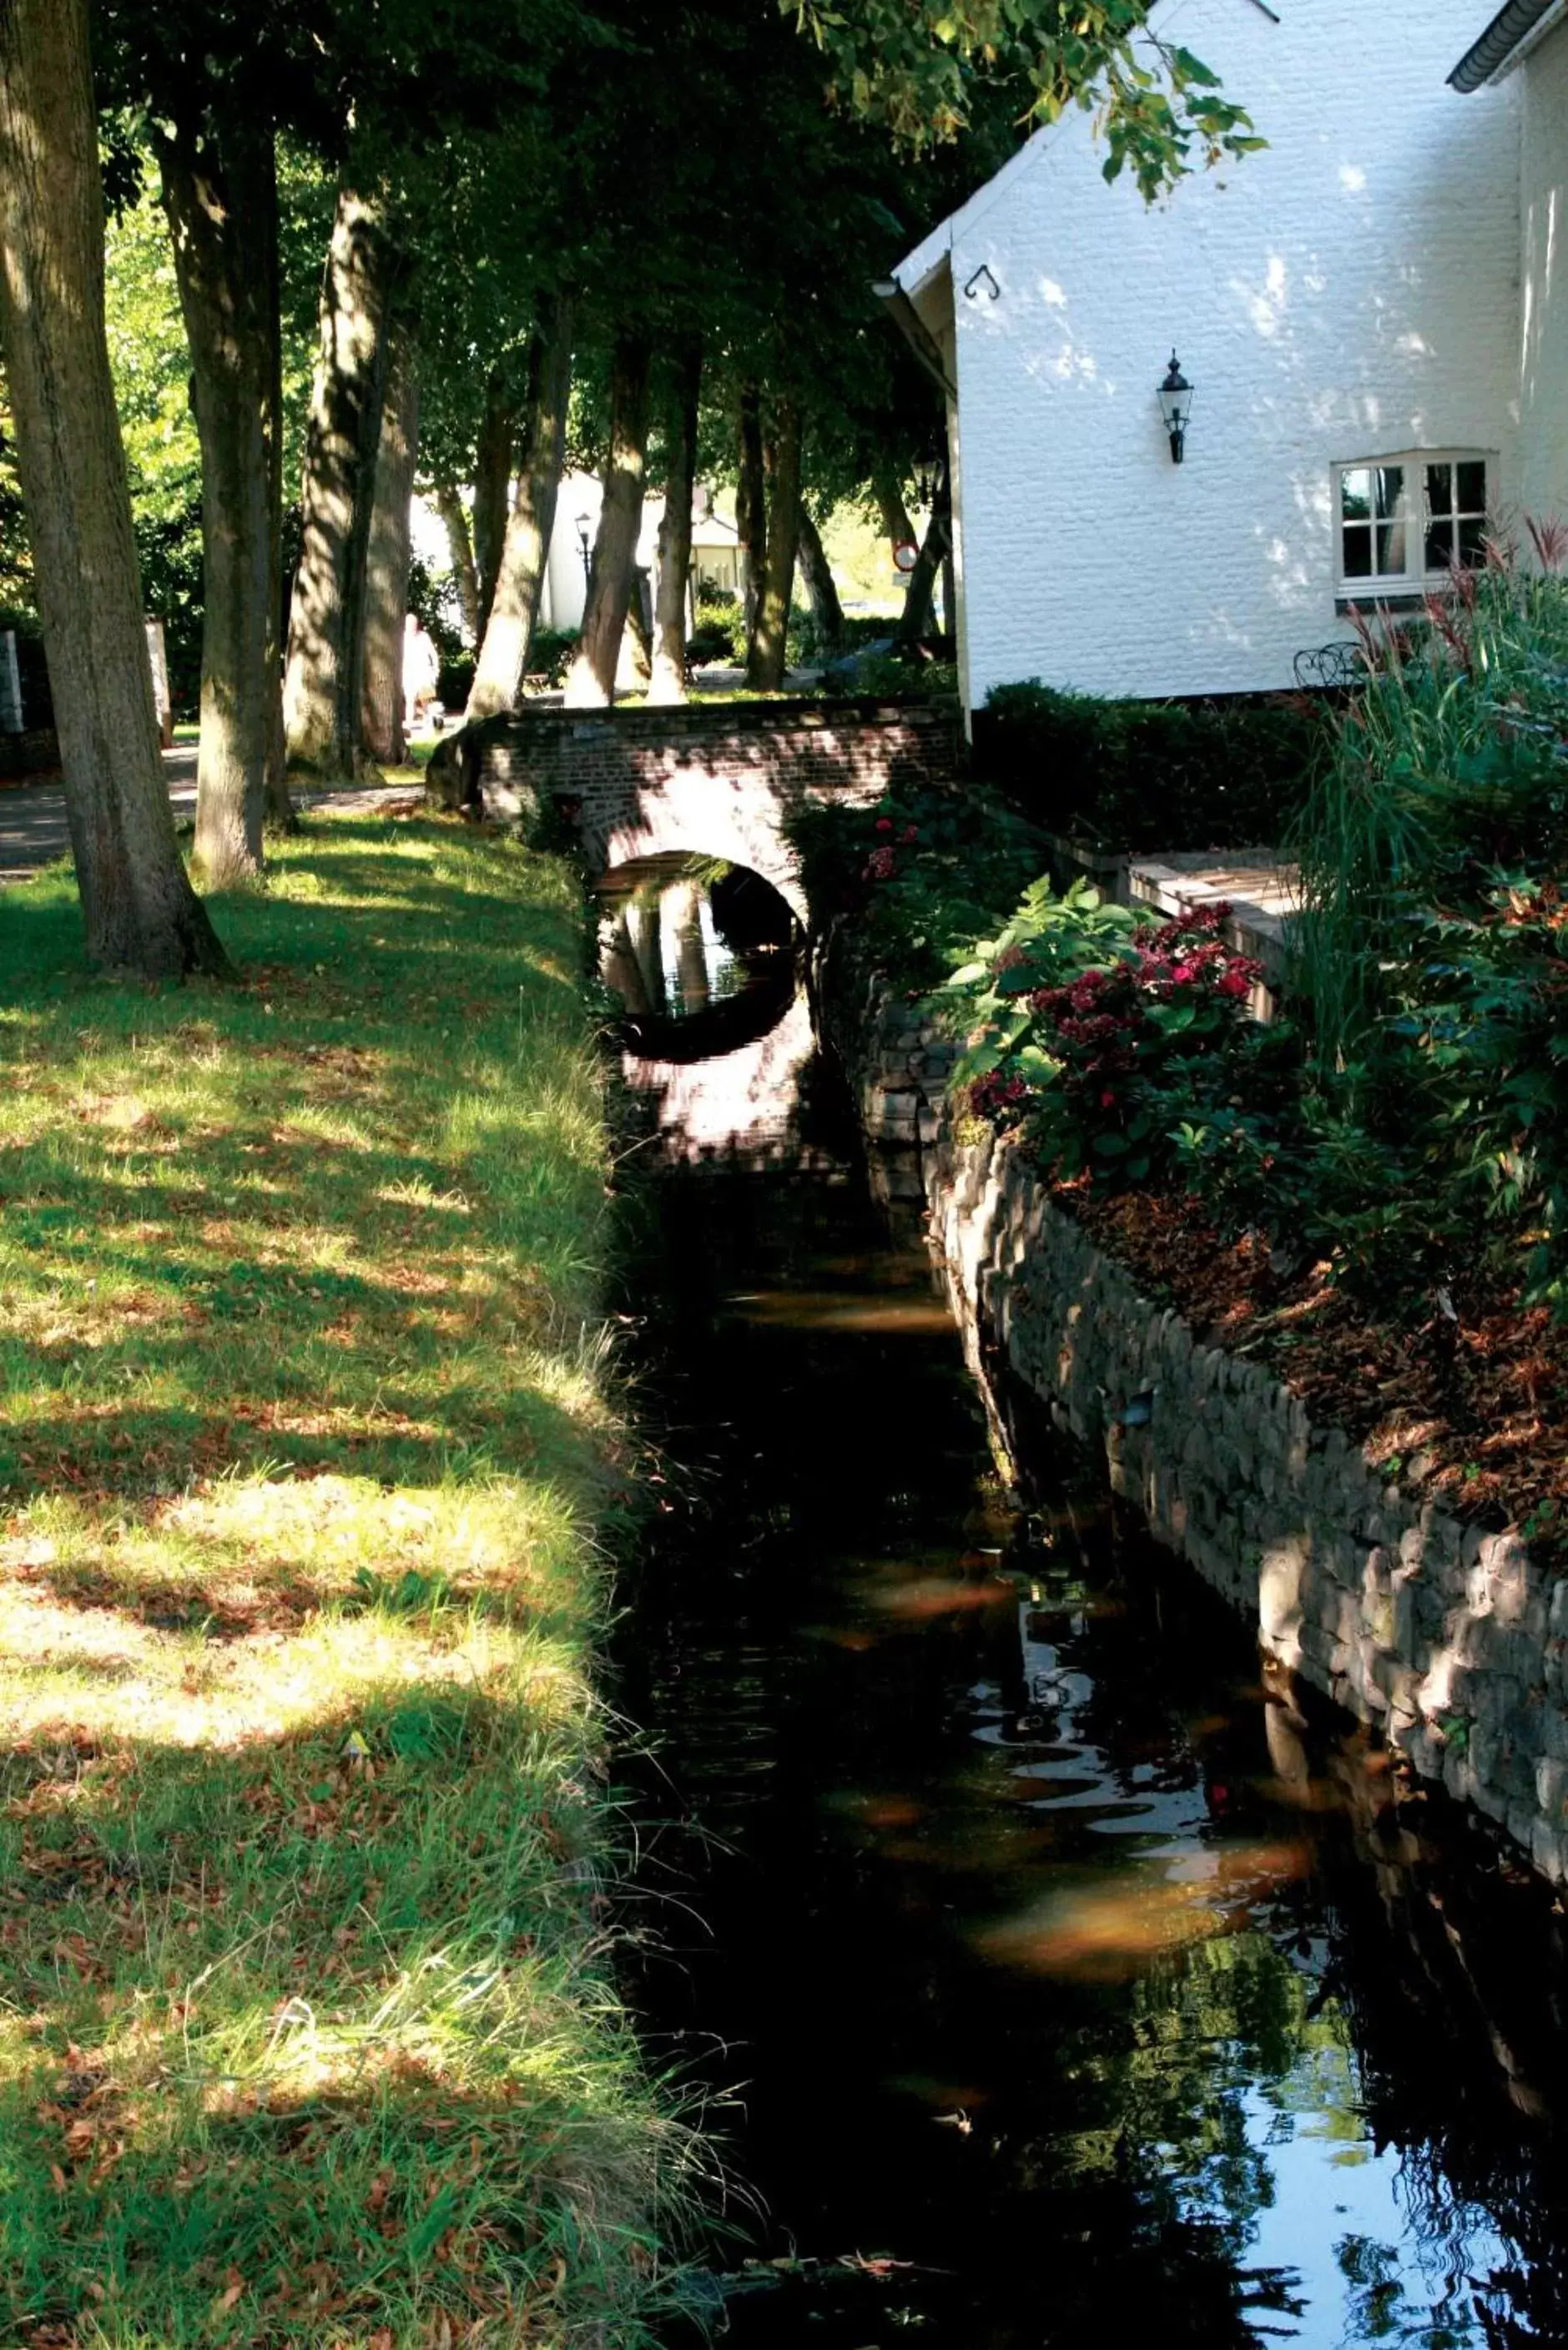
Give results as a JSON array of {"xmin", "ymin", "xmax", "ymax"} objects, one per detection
[
  {"xmin": 892, "ymin": 117, "xmax": 1061, "ymax": 290},
  {"xmin": 893, "ymin": 224, "xmax": 954, "ymax": 300},
  {"xmin": 889, "ymin": 0, "xmax": 1208, "ymax": 290},
  {"xmin": 1496, "ymin": 0, "xmax": 1568, "ymax": 73}
]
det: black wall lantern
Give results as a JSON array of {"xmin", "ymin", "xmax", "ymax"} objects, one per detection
[{"xmin": 1157, "ymin": 350, "xmax": 1196, "ymax": 466}]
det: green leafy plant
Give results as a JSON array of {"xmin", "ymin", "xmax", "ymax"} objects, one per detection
[
  {"xmin": 789, "ymin": 778, "xmax": 1046, "ymax": 991},
  {"xmin": 942, "ymin": 882, "xmax": 1265, "ymax": 1183},
  {"xmin": 1281, "ymin": 535, "xmax": 1568, "ymax": 1310}
]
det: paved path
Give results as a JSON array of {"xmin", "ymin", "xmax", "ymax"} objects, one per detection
[{"xmin": 0, "ymin": 751, "xmax": 421, "ymax": 888}]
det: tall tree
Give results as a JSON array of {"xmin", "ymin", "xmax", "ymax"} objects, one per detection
[
  {"xmin": 360, "ymin": 309, "xmax": 420, "ymax": 762},
  {"xmin": 748, "ymin": 398, "xmax": 801, "ymax": 693},
  {"xmin": 650, "ymin": 341, "xmax": 700, "ymax": 704},
  {"xmin": 471, "ymin": 367, "xmax": 516, "ymax": 640},
  {"xmin": 283, "ymin": 184, "xmax": 401, "ymax": 779},
  {"xmin": 736, "ymin": 386, "xmax": 766, "ymax": 646},
  {"xmin": 156, "ymin": 104, "xmax": 288, "ymax": 877},
  {"xmin": 564, "ymin": 328, "xmax": 651, "ymax": 707},
  {"xmin": 434, "ymin": 479, "xmax": 482, "ymax": 640},
  {"xmin": 796, "ymin": 504, "xmax": 845, "ymax": 655},
  {"xmin": 893, "ymin": 451, "xmax": 950, "ymax": 645},
  {"xmin": 0, "ymin": 0, "xmax": 227, "ymax": 975},
  {"xmin": 467, "ymin": 296, "xmax": 573, "ymax": 718}
]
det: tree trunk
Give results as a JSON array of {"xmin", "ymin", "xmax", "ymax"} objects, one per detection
[
  {"xmin": 649, "ymin": 340, "xmax": 700, "ymax": 705},
  {"xmin": 796, "ymin": 504, "xmax": 845, "ymax": 658},
  {"xmin": 872, "ymin": 451, "xmax": 915, "ymax": 555},
  {"xmin": 564, "ymin": 330, "xmax": 652, "ymax": 709},
  {"xmin": 0, "ymin": 0, "xmax": 228, "ymax": 976},
  {"xmin": 467, "ymin": 298, "xmax": 572, "ymax": 720},
  {"xmin": 625, "ymin": 567, "xmax": 653, "ymax": 686},
  {"xmin": 282, "ymin": 184, "xmax": 398, "ymax": 780},
  {"xmin": 158, "ymin": 106, "xmax": 286, "ymax": 886},
  {"xmin": 895, "ymin": 455, "xmax": 951, "ymax": 648},
  {"xmin": 747, "ymin": 401, "xmax": 801, "ymax": 693},
  {"xmin": 436, "ymin": 479, "xmax": 481, "ymax": 641},
  {"xmin": 736, "ymin": 386, "xmax": 766, "ymax": 650},
  {"xmin": 665, "ymin": 877, "xmax": 709, "ymax": 1014},
  {"xmin": 471, "ymin": 370, "xmax": 515, "ymax": 641},
  {"xmin": 360, "ymin": 311, "xmax": 419, "ymax": 764}
]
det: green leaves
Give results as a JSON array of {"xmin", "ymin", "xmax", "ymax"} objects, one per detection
[{"xmin": 778, "ymin": 0, "xmax": 1262, "ymax": 194}]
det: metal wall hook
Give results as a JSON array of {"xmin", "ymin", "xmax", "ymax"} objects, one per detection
[{"xmin": 963, "ymin": 263, "xmax": 1000, "ymax": 303}]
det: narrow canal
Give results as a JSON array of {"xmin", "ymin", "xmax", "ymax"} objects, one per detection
[{"xmin": 605, "ymin": 871, "xmax": 1568, "ymax": 2348}]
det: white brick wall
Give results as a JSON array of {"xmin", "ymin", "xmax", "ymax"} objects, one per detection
[
  {"xmin": 1520, "ymin": 18, "xmax": 1568, "ymax": 529},
  {"xmin": 905, "ymin": 0, "xmax": 1524, "ymax": 706}
]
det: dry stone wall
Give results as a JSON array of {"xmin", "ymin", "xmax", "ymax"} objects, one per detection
[{"xmin": 822, "ymin": 943, "xmax": 1568, "ymax": 1889}]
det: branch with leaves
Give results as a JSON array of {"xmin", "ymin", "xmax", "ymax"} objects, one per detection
[{"xmin": 784, "ymin": 0, "xmax": 1262, "ymax": 195}]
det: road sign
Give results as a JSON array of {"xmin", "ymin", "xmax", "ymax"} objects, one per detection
[{"xmin": 892, "ymin": 539, "xmax": 920, "ymax": 574}]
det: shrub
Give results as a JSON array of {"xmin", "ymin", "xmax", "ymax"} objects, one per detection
[
  {"xmin": 974, "ymin": 681, "xmax": 1332, "ymax": 852},
  {"xmin": 688, "ymin": 583, "xmax": 745, "ymax": 667},
  {"xmin": 527, "ymin": 625, "xmax": 578, "ymax": 684},
  {"xmin": 1173, "ymin": 540, "xmax": 1568, "ymax": 1315},
  {"xmin": 789, "ymin": 777, "xmax": 1046, "ymax": 992},
  {"xmin": 436, "ymin": 651, "xmax": 476, "ymax": 711},
  {"xmin": 820, "ymin": 649, "xmax": 958, "ymax": 703},
  {"xmin": 943, "ymin": 881, "xmax": 1268, "ymax": 1184}
]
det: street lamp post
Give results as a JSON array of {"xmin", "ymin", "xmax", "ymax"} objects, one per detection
[{"xmin": 576, "ymin": 511, "xmax": 593, "ymax": 589}]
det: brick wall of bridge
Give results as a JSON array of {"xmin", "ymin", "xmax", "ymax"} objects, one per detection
[{"xmin": 475, "ymin": 699, "xmax": 959, "ymax": 918}]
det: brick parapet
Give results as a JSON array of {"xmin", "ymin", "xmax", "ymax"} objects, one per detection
[{"xmin": 475, "ymin": 702, "xmax": 958, "ymax": 918}]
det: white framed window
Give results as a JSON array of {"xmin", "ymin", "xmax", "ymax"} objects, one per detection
[{"xmin": 1333, "ymin": 451, "xmax": 1492, "ymax": 599}]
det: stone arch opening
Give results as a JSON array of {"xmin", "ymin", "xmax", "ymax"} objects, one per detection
[{"xmin": 596, "ymin": 851, "xmax": 801, "ymax": 1063}]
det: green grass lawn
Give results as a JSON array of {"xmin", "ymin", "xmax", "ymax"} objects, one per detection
[{"xmin": 0, "ymin": 816, "xmax": 698, "ymax": 2346}]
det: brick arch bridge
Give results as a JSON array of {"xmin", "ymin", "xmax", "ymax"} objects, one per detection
[{"xmin": 469, "ymin": 700, "xmax": 959, "ymax": 925}]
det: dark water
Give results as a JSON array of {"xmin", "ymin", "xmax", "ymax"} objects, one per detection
[
  {"xmin": 597, "ymin": 860, "xmax": 798, "ymax": 1065},
  {"xmin": 611, "ymin": 1006, "xmax": 1568, "ymax": 2347}
]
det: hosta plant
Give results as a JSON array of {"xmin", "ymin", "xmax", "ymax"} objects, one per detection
[{"xmin": 943, "ymin": 877, "xmax": 1265, "ymax": 1183}]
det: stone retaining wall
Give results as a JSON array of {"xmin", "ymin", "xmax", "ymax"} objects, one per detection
[{"xmin": 822, "ymin": 941, "xmax": 1568, "ymax": 1888}]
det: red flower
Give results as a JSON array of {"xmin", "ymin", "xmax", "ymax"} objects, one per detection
[
  {"xmin": 1100, "ymin": 1089, "xmax": 1117, "ymax": 1108},
  {"xmin": 1216, "ymin": 968, "xmax": 1252, "ymax": 999},
  {"xmin": 875, "ymin": 816, "xmax": 895, "ymax": 834}
]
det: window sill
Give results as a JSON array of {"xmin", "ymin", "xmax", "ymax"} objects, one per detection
[{"xmin": 1334, "ymin": 582, "xmax": 1464, "ymax": 615}]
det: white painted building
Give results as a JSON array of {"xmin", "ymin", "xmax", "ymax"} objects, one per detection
[
  {"xmin": 890, "ymin": 0, "xmax": 1568, "ymax": 714},
  {"xmin": 409, "ymin": 477, "xmax": 744, "ymax": 651},
  {"xmin": 537, "ymin": 477, "xmax": 744, "ymax": 635}
]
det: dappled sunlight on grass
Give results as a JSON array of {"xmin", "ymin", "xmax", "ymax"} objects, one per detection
[{"xmin": 0, "ymin": 819, "xmax": 698, "ymax": 2346}]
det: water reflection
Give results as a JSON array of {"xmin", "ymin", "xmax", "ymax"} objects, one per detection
[
  {"xmin": 597, "ymin": 857, "xmax": 798, "ymax": 1063},
  {"xmin": 618, "ymin": 1152, "xmax": 1568, "ymax": 2350}
]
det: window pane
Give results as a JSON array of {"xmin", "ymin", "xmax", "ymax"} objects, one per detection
[
  {"xmin": 1426, "ymin": 518, "xmax": 1455, "ymax": 572},
  {"xmin": 1377, "ymin": 521, "xmax": 1407, "ymax": 575},
  {"xmin": 1342, "ymin": 523, "xmax": 1374, "ymax": 578},
  {"xmin": 1458, "ymin": 513, "xmax": 1487, "ymax": 568},
  {"xmin": 1341, "ymin": 468, "xmax": 1371, "ymax": 522},
  {"xmin": 1426, "ymin": 462, "xmax": 1454, "ymax": 517},
  {"xmin": 1457, "ymin": 460, "xmax": 1487, "ymax": 512},
  {"xmin": 1375, "ymin": 466, "xmax": 1404, "ymax": 520}
]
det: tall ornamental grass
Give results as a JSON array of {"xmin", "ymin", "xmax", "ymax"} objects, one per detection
[{"xmin": 1288, "ymin": 529, "xmax": 1568, "ymax": 1308}]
